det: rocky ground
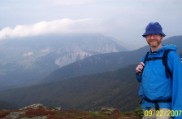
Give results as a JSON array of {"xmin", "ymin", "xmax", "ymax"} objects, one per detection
[{"xmin": 0, "ymin": 104, "xmax": 142, "ymax": 119}]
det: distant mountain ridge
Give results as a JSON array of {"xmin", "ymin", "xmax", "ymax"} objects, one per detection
[
  {"xmin": 0, "ymin": 34, "xmax": 126, "ymax": 90},
  {"xmin": 0, "ymin": 100, "xmax": 17, "ymax": 109},
  {"xmin": 0, "ymin": 65, "xmax": 140, "ymax": 111},
  {"xmin": 44, "ymin": 35, "xmax": 182, "ymax": 82}
]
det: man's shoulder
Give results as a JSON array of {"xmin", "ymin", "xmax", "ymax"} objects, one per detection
[
  {"xmin": 167, "ymin": 50, "xmax": 179, "ymax": 57},
  {"xmin": 162, "ymin": 44, "xmax": 177, "ymax": 51},
  {"xmin": 167, "ymin": 50, "xmax": 181, "ymax": 63}
]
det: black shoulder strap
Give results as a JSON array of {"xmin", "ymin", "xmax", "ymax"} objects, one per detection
[
  {"xmin": 140, "ymin": 52, "xmax": 149, "ymax": 76},
  {"xmin": 143, "ymin": 52, "xmax": 149, "ymax": 64},
  {"xmin": 162, "ymin": 49, "xmax": 172, "ymax": 79}
]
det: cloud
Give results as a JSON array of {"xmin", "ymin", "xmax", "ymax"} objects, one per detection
[
  {"xmin": 23, "ymin": 51, "xmax": 34, "ymax": 57},
  {"xmin": 0, "ymin": 18, "xmax": 104, "ymax": 40},
  {"xmin": 40, "ymin": 48, "xmax": 51, "ymax": 54}
]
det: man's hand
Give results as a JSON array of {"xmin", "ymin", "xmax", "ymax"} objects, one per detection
[{"xmin": 136, "ymin": 62, "xmax": 145, "ymax": 75}]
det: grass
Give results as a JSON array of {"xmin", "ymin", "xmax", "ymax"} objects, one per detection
[{"xmin": 0, "ymin": 108, "xmax": 142, "ymax": 119}]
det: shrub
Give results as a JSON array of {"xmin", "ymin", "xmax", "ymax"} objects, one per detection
[
  {"xmin": 0, "ymin": 110, "xmax": 10, "ymax": 118},
  {"xmin": 134, "ymin": 107, "xmax": 143, "ymax": 118},
  {"xmin": 24, "ymin": 108, "xmax": 54, "ymax": 117}
]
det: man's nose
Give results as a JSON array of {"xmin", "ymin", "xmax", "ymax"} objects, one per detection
[{"xmin": 150, "ymin": 35, "xmax": 155, "ymax": 39}]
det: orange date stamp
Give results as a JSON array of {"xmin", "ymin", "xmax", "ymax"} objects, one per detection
[{"xmin": 144, "ymin": 110, "xmax": 182, "ymax": 117}]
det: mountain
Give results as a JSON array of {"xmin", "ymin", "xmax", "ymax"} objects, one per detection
[
  {"xmin": 0, "ymin": 34, "xmax": 126, "ymax": 90},
  {"xmin": 44, "ymin": 35, "xmax": 182, "ymax": 82},
  {"xmin": 0, "ymin": 35, "xmax": 181, "ymax": 111},
  {"xmin": 0, "ymin": 65, "xmax": 140, "ymax": 111},
  {"xmin": 0, "ymin": 100, "xmax": 17, "ymax": 109}
]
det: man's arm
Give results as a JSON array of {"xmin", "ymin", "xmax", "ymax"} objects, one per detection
[{"xmin": 170, "ymin": 52, "xmax": 182, "ymax": 118}]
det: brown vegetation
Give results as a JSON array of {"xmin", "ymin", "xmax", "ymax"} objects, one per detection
[
  {"xmin": 0, "ymin": 104, "xmax": 142, "ymax": 119},
  {"xmin": 0, "ymin": 108, "xmax": 141, "ymax": 119}
]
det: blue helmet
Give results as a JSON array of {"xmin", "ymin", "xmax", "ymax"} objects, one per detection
[{"xmin": 142, "ymin": 22, "xmax": 166, "ymax": 37}]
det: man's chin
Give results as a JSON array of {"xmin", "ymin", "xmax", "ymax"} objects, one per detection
[
  {"xmin": 150, "ymin": 44, "xmax": 158, "ymax": 47},
  {"xmin": 149, "ymin": 42, "xmax": 159, "ymax": 47}
]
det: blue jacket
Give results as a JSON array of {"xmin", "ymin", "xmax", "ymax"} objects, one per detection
[
  {"xmin": 171, "ymin": 49, "xmax": 182, "ymax": 119},
  {"xmin": 136, "ymin": 45, "xmax": 182, "ymax": 118}
]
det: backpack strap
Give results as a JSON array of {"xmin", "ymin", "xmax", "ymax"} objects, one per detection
[
  {"xmin": 146, "ymin": 57, "xmax": 163, "ymax": 61},
  {"xmin": 143, "ymin": 52, "xmax": 149, "ymax": 64},
  {"xmin": 162, "ymin": 49, "xmax": 172, "ymax": 79},
  {"xmin": 139, "ymin": 52, "xmax": 149, "ymax": 76}
]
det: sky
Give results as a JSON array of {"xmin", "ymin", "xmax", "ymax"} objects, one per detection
[{"xmin": 0, "ymin": 0, "xmax": 182, "ymax": 50}]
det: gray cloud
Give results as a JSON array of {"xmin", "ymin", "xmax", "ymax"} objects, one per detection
[
  {"xmin": 0, "ymin": 0, "xmax": 182, "ymax": 49},
  {"xmin": 0, "ymin": 18, "xmax": 104, "ymax": 40}
]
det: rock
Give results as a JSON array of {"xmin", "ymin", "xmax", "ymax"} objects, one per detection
[
  {"xmin": 4, "ymin": 111, "xmax": 25, "ymax": 119},
  {"xmin": 55, "ymin": 106, "xmax": 61, "ymax": 111},
  {"xmin": 4, "ymin": 104, "xmax": 50, "ymax": 119},
  {"xmin": 19, "ymin": 104, "xmax": 47, "ymax": 110},
  {"xmin": 101, "ymin": 107, "xmax": 120, "ymax": 115}
]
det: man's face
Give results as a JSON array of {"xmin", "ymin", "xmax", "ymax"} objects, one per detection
[{"xmin": 146, "ymin": 34, "xmax": 163, "ymax": 48}]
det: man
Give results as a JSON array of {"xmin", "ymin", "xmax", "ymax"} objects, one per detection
[{"xmin": 136, "ymin": 22, "xmax": 182, "ymax": 119}]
